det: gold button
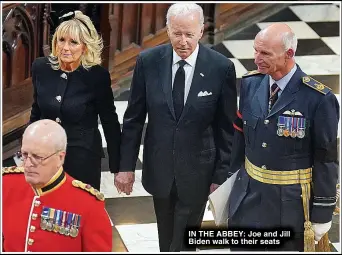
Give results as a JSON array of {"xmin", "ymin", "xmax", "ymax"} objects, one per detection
[
  {"xmin": 31, "ymin": 213, "xmax": 38, "ymax": 220},
  {"xmin": 28, "ymin": 238, "xmax": 34, "ymax": 245},
  {"xmin": 262, "ymin": 142, "xmax": 267, "ymax": 148},
  {"xmin": 30, "ymin": 226, "xmax": 36, "ymax": 232},
  {"xmin": 55, "ymin": 117, "xmax": 61, "ymax": 123},
  {"xmin": 262, "ymin": 165, "xmax": 267, "ymax": 169},
  {"xmin": 264, "ymin": 120, "xmax": 269, "ymax": 125},
  {"xmin": 34, "ymin": 200, "xmax": 41, "ymax": 207}
]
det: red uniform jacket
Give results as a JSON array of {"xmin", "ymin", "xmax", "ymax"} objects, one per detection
[{"xmin": 2, "ymin": 166, "xmax": 112, "ymax": 252}]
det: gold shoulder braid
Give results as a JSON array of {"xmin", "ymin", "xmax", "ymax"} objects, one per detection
[
  {"xmin": 72, "ymin": 180, "xmax": 105, "ymax": 201},
  {"xmin": 302, "ymin": 76, "xmax": 332, "ymax": 95},
  {"xmin": 242, "ymin": 70, "xmax": 263, "ymax": 77},
  {"xmin": 2, "ymin": 166, "xmax": 24, "ymax": 175}
]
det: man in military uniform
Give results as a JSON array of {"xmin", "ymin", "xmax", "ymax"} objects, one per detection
[
  {"xmin": 227, "ymin": 23, "xmax": 339, "ymax": 251},
  {"xmin": 2, "ymin": 119, "xmax": 112, "ymax": 252}
]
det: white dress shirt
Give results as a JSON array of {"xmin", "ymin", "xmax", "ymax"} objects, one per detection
[
  {"xmin": 172, "ymin": 43, "xmax": 199, "ymax": 105},
  {"xmin": 269, "ymin": 64, "xmax": 297, "ymax": 97}
]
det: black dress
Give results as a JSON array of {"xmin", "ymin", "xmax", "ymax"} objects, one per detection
[{"xmin": 29, "ymin": 57, "xmax": 121, "ymax": 189}]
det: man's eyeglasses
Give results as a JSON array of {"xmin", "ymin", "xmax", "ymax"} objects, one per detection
[{"xmin": 16, "ymin": 150, "xmax": 61, "ymax": 166}]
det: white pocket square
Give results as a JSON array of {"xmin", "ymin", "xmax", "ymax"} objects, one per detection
[{"xmin": 198, "ymin": 91, "xmax": 212, "ymax": 97}]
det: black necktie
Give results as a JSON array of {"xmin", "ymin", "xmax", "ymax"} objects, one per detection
[
  {"xmin": 173, "ymin": 60, "xmax": 186, "ymax": 121},
  {"xmin": 269, "ymin": 83, "xmax": 280, "ymax": 111}
]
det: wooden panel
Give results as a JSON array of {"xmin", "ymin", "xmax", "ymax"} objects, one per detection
[
  {"xmin": 2, "ymin": 108, "xmax": 31, "ymax": 136},
  {"xmin": 215, "ymin": 3, "xmax": 263, "ymax": 32},
  {"xmin": 155, "ymin": 4, "xmax": 169, "ymax": 32},
  {"xmin": 100, "ymin": 4, "xmax": 111, "ymax": 70},
  {"xmin": 142, "ymin": 27, "xmax": 169, "ymax": 48},
  {"xmin": 3, "ymin": 51, "xmax": 9, "ymax": 89},
  {"xmin": 2, "ymin": 3, "xmax": 21, "ymax": 10},
  {"xmin": 140, "ymin": 4, "xmax": 154, "ymax": 42},
  {"xmin": 2, "ymin": 78, "xmax": 33, "ymax": 121},
  {"xmin": 113, "ymin": 44, "xmax": 141, "ymax": 71},
  {"xmin": 2, "ymin": 4, "xmax": 50, "ymax": 138},
  {"xmin": 121, "ymin": 4, "xmax": 139, "ymax": 49},
  {"xmin": 11, "ymin": 37, "xmax": 28, "ymax": 87}
]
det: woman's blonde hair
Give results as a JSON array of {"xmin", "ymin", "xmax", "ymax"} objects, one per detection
[{"xmin": 49, "ymin": 10, "xmax": 103, "ymax": 70}]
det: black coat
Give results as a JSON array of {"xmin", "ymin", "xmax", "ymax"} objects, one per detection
[
  {"xmin": 30, "ymin": 57, "xmax": 121, "ymax": 177},
  {"xmin": 120, "ymin": 43, "xmax": 237, "ymax": 204}
]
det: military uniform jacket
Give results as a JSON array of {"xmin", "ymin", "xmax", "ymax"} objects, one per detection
[
  {"xmin": 30, "ymin": 57, "xmax": 121, "ymax": 173},
  {"xmin": 228, "ymin": 65, "xmax": 339, "ymax": 232},
  {"xmin": 2, "ymin": 167, "xmax": 112, "ymax": 252}
]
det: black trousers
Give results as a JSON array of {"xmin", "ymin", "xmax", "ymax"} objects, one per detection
[
  {"xmin": 152, "ymin": 181, "xmax": 207, "ymax": 252},
  {"xmin": 63, "ymin": 146, "xmax": 102, "ymax": 190}
]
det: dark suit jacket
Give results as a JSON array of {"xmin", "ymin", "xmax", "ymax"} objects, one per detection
[
  {"xmin": 120, "ymin": 43, "xmax": 237, "ymax": 204},
  {"xmin": 29, "ymin": 57, "xmax": 121, "ymax": 173}
]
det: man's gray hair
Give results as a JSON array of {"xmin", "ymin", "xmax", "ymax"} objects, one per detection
[
  {"xmin": 166, "ymin": 3, "xmax": 204, "ymax": 28},
  {"xmin": 282, "ymin": 31, "xmax": 298, "ymax": 56}
]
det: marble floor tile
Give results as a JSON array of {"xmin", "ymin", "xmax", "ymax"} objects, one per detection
[
  {"xmin": 203, "ymin": 201, "xmax": 215, "ymax": 222},
  {"xmin": 211, "ymin": 43, "xmax": 234, "ymax": 58},
  {"xmin": 98, "ymin": 124, "xmax": 107, "ymax": 147},
  {"xmin": 321, "ymin": 37, "xmax": 341, "ymax": 55},
  {"xmin": 257, "ymin": 21, "xmax": 320, "ymax": 39},
  {"xmin": 115, "ymin": 89, "xmax": 131, "ymax": 101},
  {"xmin": 138, "ymin": 144, "xmax": 144, "ymax": 163},
  {"xmin": 114, "ymin": 101, "xmax": 128, "ymax": 124},
  {"xmin": 307, "ymin": 21, "xmax": 340, "ymax": 38},
  {"xmin": 225, "ymin": 24, "xmax": 261, "ymax": 40},
  {"xmin": 106, "ymin": 196, "xmax": 156, "ymax": 225},
  {"xmin": 295, "ymin": 55, "xmax": 340, "ymax": 75},
  {"xmin": 289, "ymin": 4, "xmax": 340, "ymax": 22},
  {"xmin": 238, "ymin": 59, "xmax": 257, "ymax": 72},
  {"xmin": 332, "ymin": 242, "xmax": 341, "ymax": 253},
  {"xmin": 222, "ymin": 40, "xmax": 255, "ymax": 59},
  {"xmin": 100, "ymin": 170, "xmax": 151, "ymax": 198},
  {"xmin": 296, "ymin": 39, "xmax": 337, "ymax": 56},
  {"xmin": 115, "ymin": 223, "xmax": 160, "ymax": 253},
  {"xmin": 115, "ymin": 223, "xmax": 232, "ymax": 253},
  {"xmin": 260, "ymin": 7, "xmax": 301, "ymax": 22},
  {"xmin": 228, "ymin": 58, "xmax": 248, "ymax": 79}
]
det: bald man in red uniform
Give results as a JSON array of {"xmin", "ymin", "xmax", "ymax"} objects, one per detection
[{"xmin": 2, "ymin": 119, "xmax": 112, "ymax": 252}]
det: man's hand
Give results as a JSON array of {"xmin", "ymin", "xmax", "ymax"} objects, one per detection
[
  {"xmin": 210, "ymin": 183, "xmax": 220, "ymax": 194},
  {"xmin": 114, "ymin": 172, "xmax": 135, "ymax": 195},
  {"xmin": 312, "ymin": 221, "xmax": 332, "ymax": 241}
]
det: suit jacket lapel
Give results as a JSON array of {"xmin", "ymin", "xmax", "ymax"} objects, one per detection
[
  {"xmin": 179, "ymin": 44, "xmax": 211, "ymax": 123},
  {"xmin": 158, "ymin": 44, "xmax": 176, "ymax": 120},
  {"xmin": 255, "ymin": 75, "xmax": 270, "ymax": 118},
  {"xmin": 267, "ymin": 66, "xmax": 304, "ymax": 118}
]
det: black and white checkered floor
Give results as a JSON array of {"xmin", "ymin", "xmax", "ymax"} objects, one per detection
[{"xmin": 98, "ymin": 2, "xmax": 341, "ymax": 252}]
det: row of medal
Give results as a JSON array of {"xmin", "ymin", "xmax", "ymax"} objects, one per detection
[
  {"xmin": 277, "ymin": 115, "xmax": 306, "ymax": 138},
  {"xmin": 40, "ymin": 206, "xmax": 81, "ymax": 238}
]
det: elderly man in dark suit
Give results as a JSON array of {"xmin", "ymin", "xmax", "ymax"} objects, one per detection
[{"xmin": 115, "ymin": 3, "xmax": 237, "ymax": 252}]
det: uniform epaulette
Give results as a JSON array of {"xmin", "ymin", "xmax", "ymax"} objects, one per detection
[
  {"xmin": 302, "ymin": 76, "xmax": 332, "ymax": 95},
  {"xmin": 72, "ymin": 180, "xmax": 105, "ymax": 201},
  {"xmin": 2, "ymin": 166, "xmax": 24, "ymax": 175},
  {"xmin": 242, "ymin": 70, "xmax": 263, "ymax": 77}
]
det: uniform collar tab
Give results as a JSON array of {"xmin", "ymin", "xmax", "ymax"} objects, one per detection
[{"xmin": 33, "ymin": 167, "xmax": 66, "ymax": 196}]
